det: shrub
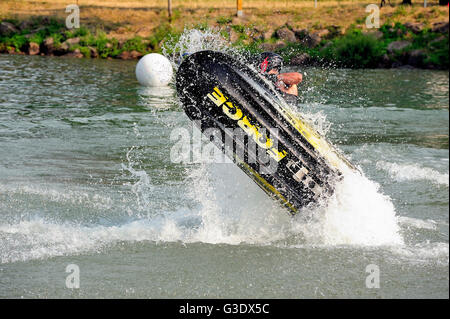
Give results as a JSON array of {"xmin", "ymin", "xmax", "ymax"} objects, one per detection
[
  {"xmin": 28, "ymin": 33, "xmax": 44, "ymax": 45},
  {"xmin": 4, "ymin": 34, "xmax": 28, "ymax": 51},
  {"xmin": 427, "ymin": 36, "xmax": 449, "ymax": 68},
  {"xmin": 379, "ymin": 22, "xmax": 407, "ymax": 45},
  {"xmin": 79, "ymin": 33, "xmax": 97, "ymax": 46},
  {"xmin": 325, "ymin": 31, "xmax": 384, "ymax": 68},
  {"xmin": 122, "ymin": 36, "xmax": 148, "ymax": 53},
  {"xmin": 51, "ymin": 33, "xmax": 64, "ymax": 46},
  {"xmin": 275, "ymin": 42, "xmax": 319, "ymax": 62},
  {"xmin": 65, "ymin": 26, "xmax": 90, "ymax": 39},
  {"xmin": 77, "ymin": 46, "xmax": 91, "ymax": 58}
]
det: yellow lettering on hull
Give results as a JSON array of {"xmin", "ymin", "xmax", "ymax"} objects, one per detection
[{"xmin": 207, "ymin": 87, "xmax": 287, "ymax": 163}]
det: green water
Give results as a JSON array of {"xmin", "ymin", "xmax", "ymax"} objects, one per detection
[{"xmin": 0, "ymin": 54, "xmax": 448, "ymax": 298}]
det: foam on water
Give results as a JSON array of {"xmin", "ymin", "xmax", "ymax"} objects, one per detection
[
  {"xmin": 0, "ymin": 183, "xmax": 113, "ymax": 211},
  {"xmin": 162, "ymin": 149, "xmax": 404, "ymax": 247},
  {"xmin": 389, "ymin": 242, "xmax": 449, "ymax": 266},
  {"xmin": 121, "ymin": 143, "xmax": 154, "ymax": 215},
  {"xmin": 377, "ymin": 161, "xmax": 449, "ymax": 186},
  {"xmin": 398, "ymin": 216, "xmax": 438, "ymax": 230},
  {"xmin": 0, "ymin": 215, "xmax": 183, "ymax": 263},
  {"xmin": 183, "ymin": 162, "xmax": 292, "ymax": 245}
]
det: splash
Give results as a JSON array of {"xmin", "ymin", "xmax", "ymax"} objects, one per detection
[
  {"xmin": 160, "ymin": 27, "xmax": 405, "ymax": 247},
  {"xmin": 184, "ymin": 162, "xmax": 293, "ymax": 245},
  {"xmin": 176, "ymin": 162, "xmax": 404, "ymax": 247},
  {"xmin": 293, "ymin": 167, "xmax": 404, "ymax": 246},
  {"xmin": 120, "ymin": 123, "xmax": 156, "ymax": 218},
  {"xmin": 162, "ymin": 28, "xmax": 235, "ymax": 71}
]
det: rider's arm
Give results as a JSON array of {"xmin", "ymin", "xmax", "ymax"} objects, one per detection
[
  {"xmin": 284, "ymin": 84, "xmax": 298, "ymax": 96},
  {"xmin": 277, "ymin": 72, "xmax": 303, "ymax": 85},
  {"xmin": 276, "ymin": 83, "xmax": 298, "ymax": 96}
]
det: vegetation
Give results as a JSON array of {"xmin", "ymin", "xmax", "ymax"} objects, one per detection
[
  {"xmin": 0, "ymin": 18, "xmax": 178, "ymax": 58},
  {"xmin": 232, "ymin": 21, "xmax": 448, "ymax": 69},
  {"xmin": 1, "ymin": 0, "xmax": 448, "ymax": 39},
  {"xmin": 322, "ymin": 30, "xmax": 385, "ymax": 68},
  {"xmin": 0, "ymin": 1, "xmax": 448, "ymax": 68}
]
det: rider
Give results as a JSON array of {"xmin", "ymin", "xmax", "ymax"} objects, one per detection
[{"xmin": 257, "ymin": 52, "xmax": 303, "ymax": 104}]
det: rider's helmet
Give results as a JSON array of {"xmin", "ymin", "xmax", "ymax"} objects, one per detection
[{"xmin": 257, "ymin": 52, "xmax": 284, "ymax": 74}]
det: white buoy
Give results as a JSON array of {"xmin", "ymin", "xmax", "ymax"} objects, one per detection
[{"xmin": 136, "ymin": 53, "xmax": 173, "ymax": 87}]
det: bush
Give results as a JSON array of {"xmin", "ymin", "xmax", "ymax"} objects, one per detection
[
  {"xmin": 122, "ymin": 36, "xmax": 148, "ymax": 53},
  {"xmin": 427, "ymin": 36, "xmax": 449, "ymax": 68},
  {"xmin": 79, "ymin": 33, "xmax": 97, "ymax": 46},
  {"xmin": 51, "ymin": 33, "xmax": 64, "ymax": 46},
  {"xmin": 380, "ymin": 22, "xmax": 407, "ymax": 42},
  {"xmin": 95, "ymin": 34, "xmax": 120, "ymax": 58},
  {"xmin": 30, "ymin": 18, "xmax": 65, "ymax": 38},
  {"xmin": 77, "ymin": 46, "xmax": 91, "ymax": 58},
  {"xmin": 65, "ymin": 26, "xmax": 90, "ymax": 39},
  {"xmin": 325, "ymin": 31, "xmax": 384, "ymax": 68},
  {"xmin": 275, "ymin": 42, "xmax": 319, "ymax": 62},
  {"xmin": 28, "ymin": 33, "xmax": 44, "ymax": 45},
  {"xmin": 4, "ymin": 34, "xmax": 28, "ymax": 51}
]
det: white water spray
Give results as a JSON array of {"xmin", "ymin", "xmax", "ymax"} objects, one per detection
[
  {"xmin": 163, "ymin": 28, "xmax": 233, "ymax": 71},
  {"xmin": 161, "ymin": 28, "xmax": 405, "ymax": 247}
]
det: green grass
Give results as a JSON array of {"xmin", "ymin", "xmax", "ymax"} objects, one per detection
[
  {"xmin": 231, "ymin": 24, "xmax": 246, "ymax": 34},
  {"xmin": 217, "ymin": 16, "xmax": 232, "ymax": 25},
  {"xmin": 427, "ymin": 38, "xmax": 449, "ymax": 67},
  {"xmin": 392, "ymin": 5, "xmax": 408, "ymax": 18}
]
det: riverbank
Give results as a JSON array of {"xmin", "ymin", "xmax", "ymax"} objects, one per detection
[{"xmin": 0, "ymin": 1, "xmax": 448, "ymax": 69}]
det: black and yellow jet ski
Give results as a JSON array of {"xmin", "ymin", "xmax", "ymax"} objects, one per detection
[{"xmin": 176, "ymin": 50, "xmax": 357, "ymax": 215}]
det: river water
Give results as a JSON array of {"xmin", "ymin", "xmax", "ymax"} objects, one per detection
[{"xmin": 0, "ymin": 51, "xmax": 448, "ymax": 298}]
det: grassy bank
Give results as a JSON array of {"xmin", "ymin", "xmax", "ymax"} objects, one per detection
[
  {"xmin": 2, "ymin": 1, "xmax": 449, "ymax": 38},
  {"xmin": 0, "ymin": 1, "xmax": 448, "ymax": 68}
]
